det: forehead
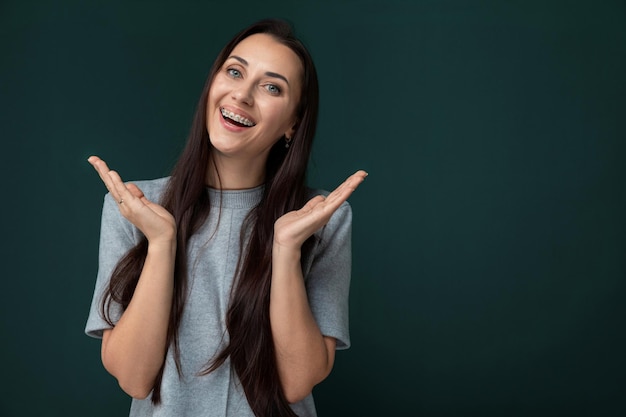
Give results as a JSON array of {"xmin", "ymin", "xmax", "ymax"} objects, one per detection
[{"xmin": 230, "ymin": 33, "xmax": 303, "ymax": 81}]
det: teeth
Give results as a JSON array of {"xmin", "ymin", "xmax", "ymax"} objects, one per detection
[{"xmin": 220, "ymin": 108, "xmax": 255, "ymax": 126}]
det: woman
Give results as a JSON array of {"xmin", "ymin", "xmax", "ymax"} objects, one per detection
[{"xmin": 85, "ymin": 18, "xmax": 366, "ymax": 417}]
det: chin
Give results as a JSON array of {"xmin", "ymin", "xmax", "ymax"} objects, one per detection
[{"xmin": 210, "ymin": 140, "xmax": 239, "ymax": 156}]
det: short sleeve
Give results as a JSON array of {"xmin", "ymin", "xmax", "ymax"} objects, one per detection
[
  {"xmin": 304, "ymin": 201, "xmax": 353, "ymax": 350},
  {"xmin": 84, "ymin": 193, "xmax": 140, "ymax": 339}
]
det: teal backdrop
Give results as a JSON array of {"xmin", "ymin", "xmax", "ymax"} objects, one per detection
[{"xmin": 1, "ymin": 0, "xmax": 625, "ymax": 416}]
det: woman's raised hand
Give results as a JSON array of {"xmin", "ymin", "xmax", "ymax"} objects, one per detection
[
  {"xmin": 88, "ymin": 156, "xmax": 176, "ymax": 245},
  {"xmin": 273, "ymin": 170, "xmax": 367, "ymax": 251}
]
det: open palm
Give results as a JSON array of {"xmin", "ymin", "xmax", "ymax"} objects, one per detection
[
  {"xmin": 88, "ymin": 156, "xmax": 176, "ymax": 244},
  {"xmin": 274, "ymin": 170, "xmax": 367, "ymax": 250}
]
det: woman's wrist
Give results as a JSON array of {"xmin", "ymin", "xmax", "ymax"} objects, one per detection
[
  {"xmin": 272, "ymin": 241, "xmax": 301, "ymax": 263},
  {"xmin": 147, "ymin": 237, "xmax": 177, "ymax": 256}
]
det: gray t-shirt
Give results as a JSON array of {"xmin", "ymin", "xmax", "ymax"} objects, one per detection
[{"xmin": 85, "ymin": 177, "xmax": 352, "ymax": 417}]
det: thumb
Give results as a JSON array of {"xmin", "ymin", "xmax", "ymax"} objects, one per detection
[
  {"xmin": 300, "ymin": 195, "xmax": 326, "ymax": 212},
  {"xmin": 126, "ymin": 183, "xmax": 145, "ymax": 199}
]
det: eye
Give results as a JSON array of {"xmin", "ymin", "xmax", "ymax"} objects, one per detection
[
  {"xmin": 264, "ymin": 84, "xmax": 281, "ymax": 95},
  {"xmin": 227, "ymin": 68, "xmax": 242, "ymax": 78}
]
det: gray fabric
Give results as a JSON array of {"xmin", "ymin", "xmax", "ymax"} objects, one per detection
[{"xmin": 85, "ymin": 177, "xmax": 352, "ymax": 417}]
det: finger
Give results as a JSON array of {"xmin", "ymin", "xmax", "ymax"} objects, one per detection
[
  {"xmin": 126, "ymin": 183, "xmax": 145, "ymax": 199},
  {"xmin": 107, "ymin": 169, "xmax": 136, "ymax": 207},
  {"xmin": 328, "ymin": 170, "xmax": 367, "ymax": 199},
  {"xmin": 299, "ymin": 195, "xmax": 326, "ymax": 212},
  {"xmin": 88, "ymin": 156, "xmax": 120, "ymax": 199},
  {"xmin": 89, "ymin": 157, "xmax": 121, "ymax": 197},
  {"xmin": 87, "ymin": 156, "xmax": 110, "ymax": 185},
  {"xmin": 322, "ymin": 170, "xmax": 368, "ymax": 208},
  {"xmin": 127, "ymin": 183, "xmax": 154, "ymax": 210},
  {"xmin": 336, "ymin": 170, "xmax": 368, "ymax": 194}
]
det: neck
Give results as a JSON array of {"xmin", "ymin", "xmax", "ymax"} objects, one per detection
[{"xmin": 206, "ymin": 153, "xmax": 266, "ymax": 190}]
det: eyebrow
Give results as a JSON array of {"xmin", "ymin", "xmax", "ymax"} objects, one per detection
[{"xmin": 227, "ymin": 55, "xmax": 290, "ymax": 85}]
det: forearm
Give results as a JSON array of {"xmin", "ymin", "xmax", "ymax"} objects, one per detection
[
  {"xmin": 270, "ymin": 244, "xmax": 335, "ymax": 403},
  {"xmin": 101, "ymin": 241, "xmax": 176, "ymax": 398}
]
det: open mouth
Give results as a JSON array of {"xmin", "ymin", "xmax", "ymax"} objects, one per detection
[{"xmin": 220, "ymin": 108, "xmax": 256, "ymax": 127}]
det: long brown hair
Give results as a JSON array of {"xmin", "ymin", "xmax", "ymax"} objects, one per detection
[{"xmin": 101, "ymin": 19, "xmax": 319, "ymax": 416}]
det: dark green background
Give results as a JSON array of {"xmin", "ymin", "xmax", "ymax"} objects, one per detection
[{"xmin": 2, "ymin": 0, "xmax": 624, "ymax": 416}]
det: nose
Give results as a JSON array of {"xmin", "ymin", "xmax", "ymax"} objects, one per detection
[{"xmin": 231, "ymin": 83, "xmax": 254, "ymax": 106}]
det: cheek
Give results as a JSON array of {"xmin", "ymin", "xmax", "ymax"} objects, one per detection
[
  {"xmin": 207, "ymin": 87, "xmax": 218, "ymax": 109},
  {"xmin": 267, "ymin": 99, "xmax": 298, "ymax": 126},
  {"xmin": 206, "ymin": 87, "xmax": 222, "ymax": 122},
  {"xmin": 268, "ymin": 111, "xmax": 293, "ymax": 134},
  {"xmin": 205, "ymin": 102, "xmax": 217, "ymax": 135},
  {"xmin": 207, "ymin": 79, "xmax": 225, "ymax": 106}
]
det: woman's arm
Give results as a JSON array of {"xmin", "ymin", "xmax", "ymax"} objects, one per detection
[
  {"xmin": 89, "ymin": 156, "xmax": 176, "ymax": 399},
  {"xmin": 270, "ymin": 171, "xmax": 367, "ymax": 403},
  {"xmin": 101, "ymin": 239, "xmax": 175, "ymax": 399},
  {"xmin": 270, "ymin": 244, "xmax": 337, "ymax": 404}
]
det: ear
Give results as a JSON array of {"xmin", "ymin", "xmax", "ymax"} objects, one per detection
[{"xmin": 285, "ymin": 121, "xmax": 298, "ymax": 139}]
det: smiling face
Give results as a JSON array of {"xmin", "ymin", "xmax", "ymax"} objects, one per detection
[{"xmin": 206, "ymin": 33, "xmax": 303, "ymax": 168}]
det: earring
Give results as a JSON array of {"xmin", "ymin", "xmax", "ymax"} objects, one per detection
[{"xmin": 285, "ymin": 136, "xmax": 292, "ymax": 149}]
